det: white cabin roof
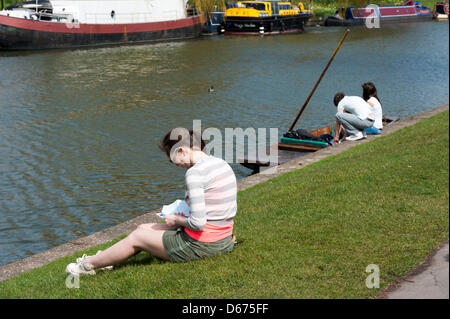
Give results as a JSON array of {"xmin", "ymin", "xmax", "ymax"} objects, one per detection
[{"xmin": 48, "ymin": 0, "xmax": 188, "ymax": 24}]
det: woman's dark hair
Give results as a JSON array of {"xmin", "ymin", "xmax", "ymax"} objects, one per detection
[
  {"xmin": 158, "ymin": 128, "xmax": 205, "ymax": 158},
  {"xmin": 334, "ymin": 92, "xmax": 345, "ymax": 106},
  {"xmin": 362, "ymin": 82, "xmax": 381, "ymax": 104}
]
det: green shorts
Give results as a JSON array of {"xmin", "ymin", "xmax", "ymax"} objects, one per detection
[{"xmin": 162, "ymin": 227, "xmax": 234, "ymax": 263}]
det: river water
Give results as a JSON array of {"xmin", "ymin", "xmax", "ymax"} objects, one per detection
[{"xmin": 0, "ymin": 21, "xmax": 448, "ymax": 267}]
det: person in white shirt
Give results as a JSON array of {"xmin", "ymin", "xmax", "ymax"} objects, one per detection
[
  {"xmin": 362, "ymin": 82, "xmax": 383, "ymax": 135},
  {"xmin": 333, "ymin": 92, "xmax": 375, "ymax": 142}
]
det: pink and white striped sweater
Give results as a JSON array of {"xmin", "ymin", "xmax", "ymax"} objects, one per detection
[{"xmin": 184, "ymin": 155, "xmax": 237, "ymax": 242}]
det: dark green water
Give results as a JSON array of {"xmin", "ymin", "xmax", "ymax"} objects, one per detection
[{"xmin": 0, "ymin": 21, "xmax": 448, "ymax": 266}]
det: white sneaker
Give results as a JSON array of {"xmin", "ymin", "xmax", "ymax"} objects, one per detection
[
  {"xmin": 362, "ymin": 131, "xmax": 367, "ymax": 138},
  {"xmin": 66, "ymin": 255, "xmax": 96, "ymax": 276},
  {"xmin": 346, "ymin": 132, "xmax": 364, "ymax": 141},
  {"xmin": 76, "ymin": 250, "xmax": 113, "ymax": 271}
]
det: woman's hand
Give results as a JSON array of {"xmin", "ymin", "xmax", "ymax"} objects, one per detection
[{"xmin": 164, "ymin": 213, "xmax": 185, "ymax": 228}]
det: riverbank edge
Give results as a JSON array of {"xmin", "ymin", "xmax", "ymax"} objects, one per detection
[{"xmin": 0, "ymin": 104, "xmax": 448, "ymax": 283}]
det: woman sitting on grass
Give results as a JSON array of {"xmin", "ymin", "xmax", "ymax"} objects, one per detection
[
  {"xmin": 362, "ymin": 82, "xmax": 383, "ymax": 135},
  {"xmin": 66, "ymin": 128, "xmax": 237, "ymax": 275}
]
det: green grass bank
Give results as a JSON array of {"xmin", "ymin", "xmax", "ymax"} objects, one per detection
[{"xmin": 1, "ymin": 111, "xmax": 448, "ymax": 299}]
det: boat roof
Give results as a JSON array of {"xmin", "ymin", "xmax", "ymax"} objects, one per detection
[{"xmin": 238, "ymin": 0, "xmax": 294, "ymax": 3}]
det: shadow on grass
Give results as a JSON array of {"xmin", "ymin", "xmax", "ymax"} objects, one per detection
[
  {"xmin": 111, "ymin": 251, "xmax": 169, "ymax": 270},
  {"xmin": 114, "ymin": 238, "xmax": 246, "ymax": 270}
]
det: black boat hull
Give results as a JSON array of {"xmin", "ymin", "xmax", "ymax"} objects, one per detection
[
  {"xmin": 221, "ymin": 14, "xmax": 312, "ymax": 35},
  {"xmin": 324, "ymin": 14, "xmax": 432, "ymax": 26}
]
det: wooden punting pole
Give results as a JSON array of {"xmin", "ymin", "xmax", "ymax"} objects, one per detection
[{"xmin": 288, "ymin": 29, "xmax": 350, "ymax": 132}]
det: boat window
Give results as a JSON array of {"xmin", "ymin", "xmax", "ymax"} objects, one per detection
[
  {"xmin": 280, "ymin": 4, "xmax": 292, "ymax": 10},
  {"xmin": 436, "ymin": 5, "xmax": 445, "ymax": 14},
  {"xmin": 271, "ymin": 2, "xmax": 280, "ymax": 15},
  {"xmin": 244, "ymin": 3, "xmax": 266, "ymax": 11}
]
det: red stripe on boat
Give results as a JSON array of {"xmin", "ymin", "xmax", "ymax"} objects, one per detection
[
  {"xmin": 378, "ymin": 6, "xmax": 416, "ymax": 16},
  {"xmin": 0, "ymin": 15, "xmax": 203, "ymax": 34},
  {"xmin": 351, "ymin": 8, "xmax": 376, "ymax": 18}
]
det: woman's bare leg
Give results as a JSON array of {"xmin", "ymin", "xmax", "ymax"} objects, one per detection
[{"xmin": 83, "ymin": 223, "xmax": 173, "ymax": 270}]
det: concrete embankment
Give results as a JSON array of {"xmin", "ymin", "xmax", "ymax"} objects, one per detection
[{"xmin": 0, "ymin": 104, "xmax": 448, "ymax": 283}]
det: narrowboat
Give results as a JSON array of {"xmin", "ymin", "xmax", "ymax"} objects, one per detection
[
  {"xmin": 0, "ymin": 0, "xmax": 205, "ymax": 50},
  {"xmin": 220, "ymin": 1, "xmax": 312, "ymax": 35},
  {"xmin": 324, "ymin": 1, "xmax": 432, "ymax": 27},
  {"xmin": 239, "ymin": 116, "xmax": 399, "ymax": 173},
  {"xmin": 433, "ymin": 1, "xmax": 449, "ymax": 20}
]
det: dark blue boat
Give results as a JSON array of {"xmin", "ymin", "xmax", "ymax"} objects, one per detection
[{"xmin": 203, "ymin": 11, "xmax": 224, "ymax": 34}]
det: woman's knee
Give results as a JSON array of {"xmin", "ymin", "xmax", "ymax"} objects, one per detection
[
  {"xmin": 126, "ymin": 228, "xmax": 149, "ymax": 248},
  {"xmin": 137, "ymin": 223, "xmax": 157, "ymax": 231},
  {"xmin": 127, "ymin": 227, "xmax": 169, "ymax": 259},
  {"xmin": 137, "ymin": 223, "xmax": 174, "ymax": 232},
  {"xmin": 125, "ymin": 225, "xmax": 150, "ymax": 246},
  {"xmin": 129, "ymin": 227, "xmax": 161, "ymax": 247}
]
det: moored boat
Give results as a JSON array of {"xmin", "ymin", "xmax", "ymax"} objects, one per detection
[
  {"xmin": 280, "ymin": 123, "xmax": 335, "ymax": 151},
  {"xmin": 324, "ymin": 1, "xmax": 432, "ymax": 27},
  {"xmin": 433, "ymin": 1, "xmax": 449, "ymax": 20},
  {"xmin": 220, "ymin": 1, "xmax": 312, "ymax": 35},
  {"xmin": 238, "ymin": 122, "xmax": 335, "ymax": 172},
  {"xmin": 239, "ymin": 116, "xmax": 399, "ymax": 172},
  {"xmin": 203, "ymin": 11, "xmax": 224, "ymax": 34},
  {"xmin": 0, "ymin": 0, "xmax": 205, "ymax": 50}
]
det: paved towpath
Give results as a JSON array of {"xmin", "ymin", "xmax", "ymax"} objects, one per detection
[{"xmin": 382, "ymin": 240, "xmax": 449, "ymax": 299}]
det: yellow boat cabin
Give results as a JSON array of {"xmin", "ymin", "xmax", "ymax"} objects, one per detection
[
  {"xmin": 225, "ymin": 1, "xmax": 309, "ymax": 18},
  {"xmin": 221, "ymin": 1, "xmax": 312, "ymax": 34}
]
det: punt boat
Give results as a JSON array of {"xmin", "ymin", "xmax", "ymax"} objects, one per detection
[{"xmin": 239, "ymin": 116, "xmax": 399, "ymax": 173}]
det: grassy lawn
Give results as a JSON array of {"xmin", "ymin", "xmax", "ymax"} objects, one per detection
[{"xmin": 1, "ymin": 111, "xmax": 448, "ymax": 298}]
